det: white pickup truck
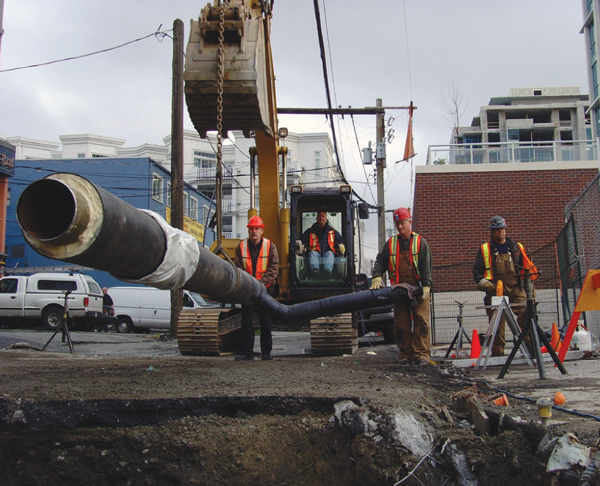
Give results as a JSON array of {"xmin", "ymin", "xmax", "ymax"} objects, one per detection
[{"xmin": 0, "ymin": 273, "xmax": 112, "ymax": 331}]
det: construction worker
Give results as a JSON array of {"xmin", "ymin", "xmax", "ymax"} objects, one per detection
[
  {"xmin": 234, "ymin": 215, "xmax": 279, "ymax": 361},
  {"xmin": 473, "ymin": 216, "xmax": 535, "ymax": 356},
  {"xmin": 300, "ymin": 211, "xmax": 345, "ymax": 279},
  {"xmin": 370, "ymin": 207, "xmax": 433, "ymax": 365}
]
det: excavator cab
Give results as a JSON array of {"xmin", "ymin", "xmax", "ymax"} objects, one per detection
[{"xmin": 289, "ymin": 185, "xmax": 355, "ymax": 302}]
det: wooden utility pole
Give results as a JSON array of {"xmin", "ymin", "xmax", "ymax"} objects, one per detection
[
  {"xmin": 170, "ymin": 19, "xmax": 184, "ymax": 336},
  {"xmin": 375, "ymin": 98, "xmax": 386, "ymax": 250}
]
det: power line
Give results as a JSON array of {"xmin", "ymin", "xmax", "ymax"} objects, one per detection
[{"xmin": 0, "ymin": 26, "xmax": 172, "ymax": 73}]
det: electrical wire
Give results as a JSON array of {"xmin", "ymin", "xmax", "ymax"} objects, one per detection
[{"xmin": 0, "ymin": 26, "xmax": 172, "ymax": 73}]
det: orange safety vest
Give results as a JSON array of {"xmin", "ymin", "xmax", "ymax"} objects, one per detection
[
  {"xmin": 308, "ymin": 230, "xmax": 336, "ymax": 253},
  {"xmin": 480, "ymin": 241, "xmax": 538, "ymax": 281},
  {"xmin": 240, "ymin": 238, "xmax": 272, "ymax": 285},
  {"xmin": 388, "ymin": 233, "xmax": 422, "ymax": 285}
]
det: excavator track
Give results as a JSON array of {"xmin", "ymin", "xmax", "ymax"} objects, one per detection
[
  {"xmin": 310, "ymin": 312, "xmax": 358, "ymax": 356},
  {"xmin": 177, "ymin": 307, "xmax": 243, "ymax": 356}
]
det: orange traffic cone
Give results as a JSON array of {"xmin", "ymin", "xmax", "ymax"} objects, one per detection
[
  {"xmin": 543, "ymin": 323, "xmax": 562, "ymax": 353},
  {"xmin": 550, "ymin": 323, "xmax": 560, "ymax": 350},
  {"xmin": 494, "ymin": 394, "xmax": 509, "ymax": 406},
  {"xmin": 470, "ymin": 329, "xmax": 481, "ymax": 359}
]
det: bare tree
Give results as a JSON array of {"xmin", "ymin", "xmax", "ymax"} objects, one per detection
[{"xmin": 439, "ymin": 83, "xmax": 470, "ymax": 143}]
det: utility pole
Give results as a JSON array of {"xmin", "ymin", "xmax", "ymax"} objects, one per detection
[
  {"xmin": 375, "ymin": 98, "xmax": 386, "ymax": 251},
  {"xmin": 170, "ymin": 18, "xmax": 184, "ymax": 337}
]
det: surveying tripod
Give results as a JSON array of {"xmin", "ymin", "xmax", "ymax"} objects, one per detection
[
  {"xmin": 444, "ymin": 301, "xmax": 471, "ymax": 358},
  {"xmin": 41, "ymin": 291, "xmax": 75, "ymax": 354},
  {"xmin": 497, "ymin": 266, "xmax": 566, "ymax": 379}
]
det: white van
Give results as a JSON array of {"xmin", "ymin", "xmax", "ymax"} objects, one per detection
[{"xmin": 108, "ymin": 286, "xmax": 216, "ymax": 333}]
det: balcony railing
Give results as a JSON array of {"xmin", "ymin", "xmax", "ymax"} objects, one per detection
[
  {"xmin": 427, "ymin": 140, "xmax": 599, "ymax": 166},
  {"xmin": 195, "ymin": 167, "xmax": 234, "ymax": 180}
]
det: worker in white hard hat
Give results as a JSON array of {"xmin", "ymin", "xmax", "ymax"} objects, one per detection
[{"xmin": 370, "ymin": 207, "xmax": 433, "ymax": 366}]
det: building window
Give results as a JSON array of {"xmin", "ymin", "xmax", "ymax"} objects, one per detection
[
  {"xmin": 314, "ymin": 151, "xmax": 321, "ymax": 169},
  {"xmin": 152, "ymin": 174, "xmax": 163, "ymax": 203},
  {"xmin": 193, "ymin": 150, "xmax": 217, "ymax": 168},
  {"xmin": 190, "ymin": 197, "xmax": 198, "ymax": 221},
  {"xmin": 183, "ymin": 192, "xmax": 189, "ymax": 216},
  {"xmin": 167, "ymin": 183, "xmax": 172, "ymax": 208},
  {"xmin": 77, "ymin": 153, "xmax": 85, "ymax": 158},
  {"xmin": 202, "ymin": 205, "xmax": 210, "ymax": 225}
]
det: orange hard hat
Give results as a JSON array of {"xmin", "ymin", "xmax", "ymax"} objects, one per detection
[
  {"xmin": 393, "ymin": 207, "xmax": 412, "ymax": 222},
  {"xmin": 247, "ymin": 215, "xmax": 264, "ymax": 228}
]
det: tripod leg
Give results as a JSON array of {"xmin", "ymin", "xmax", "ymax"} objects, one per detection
[
  {"xmin": 498, "ymin": 318, "xmax": 531, "ymax": 379},
  {"xmin": 445, "ymin": 332, "xmax": 459, "ymax": 358},
  {"xmin": 536, "ymin": 322, "xmax": 567, "ymax": 375},
  {"xmin": 528, "ymin": 318, "xmax": 546, "ymax": 379},
  {"xmin": 41, "ymin": 327, "xmax": 61, "ymax": 352},
  {"xmin": 63, "ymin": 317, "xmax": 75, "ymax": 354}
]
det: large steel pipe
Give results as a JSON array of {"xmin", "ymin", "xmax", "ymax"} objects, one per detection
[
  {"xmin": 17, "ymin": 174, "xmax": 411, "ymax": 315},
  {"xmin": 17, "ymin": 173, "xmax": 263, "ymax": 304}
]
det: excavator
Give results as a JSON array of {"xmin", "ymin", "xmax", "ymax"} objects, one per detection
[
  {"xmin": 179, "ymin": 0, "xmax": 367, "ymax": 355},
  {"xmin": 14, "ymin": 1, "xmax": 413, "ymax": 357}
]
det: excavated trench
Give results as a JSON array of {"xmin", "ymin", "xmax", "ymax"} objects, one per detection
[{"xmin": 0, "ymin": 395, "xmax": 558, "ymax": 486}]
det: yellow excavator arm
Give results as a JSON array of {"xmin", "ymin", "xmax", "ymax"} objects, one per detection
[{"xmin": 183, "ymin": 0, "xmax": 289, "ymax": 296}]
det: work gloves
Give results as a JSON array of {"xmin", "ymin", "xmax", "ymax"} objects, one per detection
[
  {"xmin": 369, "ymin": 276, "xmax": 383, "ymax": 290},
  {"xmin": 421, "ymin": 286, "xmax": 430, "ymax": 300},
  {"xmin": 477, "ymin": 278, "xmax": 496, "ymax": 293},
  {"xmin": 338, "ymin": 244, "xmax": 346, "ymax": 255}
]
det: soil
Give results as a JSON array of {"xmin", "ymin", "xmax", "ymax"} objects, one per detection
[{"xmin": 1, "ymin": 341, "xmax": 599, "ymax": 486}]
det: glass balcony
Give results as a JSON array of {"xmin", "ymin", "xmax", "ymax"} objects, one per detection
[{"xmin": 427, "ymin": 140, "xmax": 598, "ymax": 166}]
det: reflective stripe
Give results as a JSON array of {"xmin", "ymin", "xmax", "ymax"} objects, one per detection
[
  {"xmin": 481, "ymin": 242, "xmax": 493, "ymax": 280},
  {"xmin": 309, "ymin": 231, "xmax": 336, "ymax": 252},
  {"xmin": 517, "ymin": 242, "xmax": 538, "ymax": 281},
  {"xmin": 387, "ymin": 233, "xmax": 422, "ymax": 284},
  {"xmin": 241, "ymin": 238, "xmax": 272, "ymax": 283}
]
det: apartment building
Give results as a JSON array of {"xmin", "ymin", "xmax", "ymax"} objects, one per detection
[{"xmin": 582, "ymin": 0, "xmax": 600, "ymax": 139}]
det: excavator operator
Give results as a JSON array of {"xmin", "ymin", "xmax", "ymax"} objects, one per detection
[{"xmin": 300, "ymin": 211, "xmax": 345, "ymax": 280}]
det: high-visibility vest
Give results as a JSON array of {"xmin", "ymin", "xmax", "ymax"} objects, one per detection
[
  {"xmin": 308, "ymin": 230, "xmax": 336, "ymax": 253},
  {"xmin": 240, "ymin": 238, "xmax": 272, "ymax": 285},
  {"xmin": 388, "ymin": 233, "xmax": 422, "ymax": 285},
  {"xmin": 480, "ymin": 241, "xmax": 538, "ymax": 281}
]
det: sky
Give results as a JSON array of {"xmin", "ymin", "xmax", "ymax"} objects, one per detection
[{"xmin": 0, "ymin": 0, "xmax": 590, "ymax": 262}]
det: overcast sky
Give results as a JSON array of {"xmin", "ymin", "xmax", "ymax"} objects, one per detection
[{"xmin": 0, "ymin": 0, "xmax": 589, "ymax": 260}]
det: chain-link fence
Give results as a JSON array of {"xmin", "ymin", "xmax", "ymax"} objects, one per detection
[
  {"xmin": 431, "ymin": 244, "xmax": 563, "ymax": 346},
  {"xmin": 558, "ymin": 173, "xmax": 600, "ymax": 337}
]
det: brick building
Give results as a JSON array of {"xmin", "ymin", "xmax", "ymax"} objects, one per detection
[{"xmin": 415, "ymin": 87, "xmax": 599, "ymax": 293}]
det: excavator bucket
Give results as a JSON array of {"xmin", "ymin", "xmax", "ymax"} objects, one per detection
[{"xmin": 184, "ymin": 2, "xmax": 273, "ymax": 138}]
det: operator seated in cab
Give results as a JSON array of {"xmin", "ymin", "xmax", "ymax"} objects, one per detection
[{"xmin": 300, "ymin": 210, "xmax": 345, "ymax": 279}]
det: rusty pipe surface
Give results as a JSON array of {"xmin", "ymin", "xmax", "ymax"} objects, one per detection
[{"xmin": 17, "ymin": 174, "xmax": 409, "ymax": 314}]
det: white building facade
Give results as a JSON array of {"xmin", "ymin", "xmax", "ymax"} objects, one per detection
[{"xmin": 3, "ymin": 129, "xmax": 335, "ymax": 241}]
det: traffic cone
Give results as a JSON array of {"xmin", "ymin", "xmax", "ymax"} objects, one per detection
[
  {"xmin": 550, "ymin": 323, "xmax": 560, "ymax": 350},
  {"xmin": 470, "ymin": 329, "xmax": 481, "ymax": 359},
  {"xmin": 542, "ymin": 323, "xmax": 562, "ymax": 353},
  {"xmin": 494, "ymin": 394, "xmax": 509, "ymax": 406}
]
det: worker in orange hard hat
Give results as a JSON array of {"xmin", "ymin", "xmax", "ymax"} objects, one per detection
[
  {"xmin": 370, "ymin": 207, "xmax": 433, "ymax": 366},
  {"xmin": 234, "ymin": 215, "xmax": 279, "ymax": 361},
  {"xmin": 473, "ymin": 216, "xmax": 536, "ymax": 356}
]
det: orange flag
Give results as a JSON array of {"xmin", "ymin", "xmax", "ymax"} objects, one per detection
[{"xmin": 403, "ymin": 102, "xmax": 415, "ymax": 161}]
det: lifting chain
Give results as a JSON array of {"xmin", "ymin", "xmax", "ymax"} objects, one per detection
[{"xmin": 212, "ymin": 0, "xmax": 233, "ymax": 264}]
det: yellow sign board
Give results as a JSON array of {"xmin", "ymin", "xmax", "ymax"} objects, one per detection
[
  {"xmin": 575, "ymin": 269, "xmax": 600, "ymax": 312},
  {"xmin": 165, "ymin": 207, "xmax": 205, "ymax": 243}
]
